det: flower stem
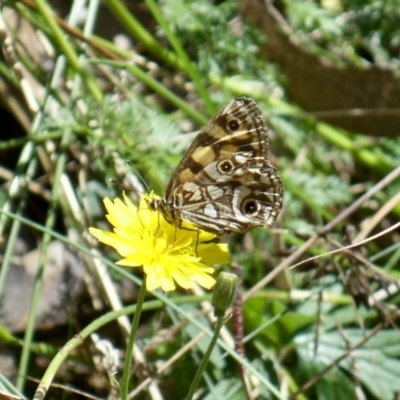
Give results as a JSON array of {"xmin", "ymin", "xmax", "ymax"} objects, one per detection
[
  {"xmin": 186, "ymin": 316, "xmax": 225, "ymax": 400},
  {"xmin": 120, "ymin": 276, "xmax": 147, "ymax": 400}
]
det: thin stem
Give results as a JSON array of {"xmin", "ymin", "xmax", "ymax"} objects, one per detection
[
  {"xmin": 186, "ymin": 316, "xmax": 225, "ymax": 400},
  {"xmin": 104, "ymin": 0, "xmax": 183, "ymax": 70},
  {"xmin": 120, "ymin": 276, "xmax": 148, "ymax": 400},
  {"xmin": 34, "ymin": 0, "xmax": 102, "ymax": 101},
  {"xmin": 144, "ymin": 0, "xmax": 214, "ymax": 111}
]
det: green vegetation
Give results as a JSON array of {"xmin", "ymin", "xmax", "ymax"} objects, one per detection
[{"xmin": 0, "ymin": 0, "xmax": 399, "ymax": 399}]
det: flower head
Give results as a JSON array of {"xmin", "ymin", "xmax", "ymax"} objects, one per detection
[{"xmin": 89, "ymin": 192, "xmax": 230, "ymax": 291}]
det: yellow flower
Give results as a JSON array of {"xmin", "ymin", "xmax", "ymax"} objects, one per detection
[{"xmin": 89, "ymin": 192, "xmax": 230, "ymax": 292}]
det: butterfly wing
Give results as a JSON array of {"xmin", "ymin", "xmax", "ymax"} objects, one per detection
[{"xmin": 162, "ymin": 97, "xmax": 283, "ymax": 235}]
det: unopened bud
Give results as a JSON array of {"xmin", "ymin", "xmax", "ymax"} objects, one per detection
[{"xmin": 212, "ymin": 272, "xmax": 239, "ymax": 317}]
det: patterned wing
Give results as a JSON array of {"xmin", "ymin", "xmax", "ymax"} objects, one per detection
[{"xmin": 160, "ymin": 97, "xmax": 283, "ymax": 235}]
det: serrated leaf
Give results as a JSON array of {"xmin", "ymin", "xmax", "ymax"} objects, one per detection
[{"xmin": 296, "ymin": 329, "xmax": 400, "ymax": 400}]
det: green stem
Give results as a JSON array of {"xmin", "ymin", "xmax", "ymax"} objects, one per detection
[
  {"xmin": 120, "ymin": 276, "xmax": 148, "ymax": 400},
  {"xmin": 104, "ymin": 0, "xmax": 183, "ymax": 70},
  {"xmin": 186, "ymin": 316, "xmax": 225, "ymax": 400},
  {"xmin": 34, "ymin": 0, "xmax": 102, "ymax": 101},
  {"xmin": 144, "ymin": 0, "xmax": 213, "ymax": 112},
  {"xmin": 90, "ymin": 59, "xmax": 207, "ymax": 125}
]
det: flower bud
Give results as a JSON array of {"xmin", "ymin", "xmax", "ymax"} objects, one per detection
[{"xmin": 212, "ymin": 272, "xmax": 239, "ymax": 317}]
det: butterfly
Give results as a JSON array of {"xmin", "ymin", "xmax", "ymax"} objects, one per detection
[{"xmin": 150, "ymin": 97, "xmax": 283, "ymax": 236}]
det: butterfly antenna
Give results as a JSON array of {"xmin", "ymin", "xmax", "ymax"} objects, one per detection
[
  {"xmin": 110, "ymin": 160, "xmax": 149, "ymax": 199},
  {"xmin": 109, "ymin": 179, "xmax": 135, "ymax": 191},
  {"xmin": 126, "ymin": 160, "xmax": 150, "ymax": 192}
]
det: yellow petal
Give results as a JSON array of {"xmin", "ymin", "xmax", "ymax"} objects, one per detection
[{"xmin": 90, "ymin": 192, "xmax": 230, "ymax": 292}]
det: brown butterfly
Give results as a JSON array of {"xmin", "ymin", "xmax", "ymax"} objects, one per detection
[{"xmin": 151, "ymin": 97, "xmax": 283, "ymax": 235}]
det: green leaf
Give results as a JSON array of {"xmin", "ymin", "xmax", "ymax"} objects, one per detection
[{"xmin": 296, "ymin": 329, "xmax": 400, "ymax": 400}]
